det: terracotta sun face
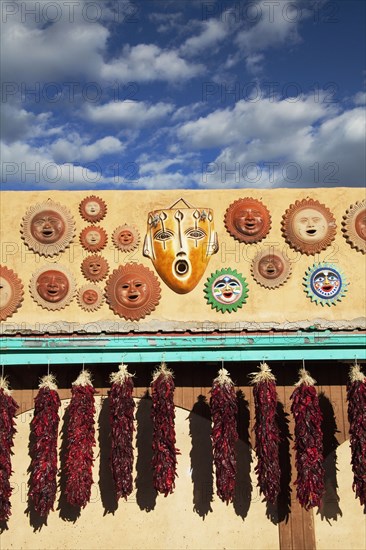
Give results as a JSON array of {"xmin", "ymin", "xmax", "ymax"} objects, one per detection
[
  {"xmin": 21, "ymin": 200, "xmax": 75, "ymax": 256},
  {"xmin": 30, "ymin": 265, "xmax": 75, "ymax": 310},
  {"xmin": 79, "ymin": 195, "xmax": 107, "ymax": 223},
  {"xmin": 112, "ymin": 224, "xmax": 140, "ymax": 252},
  {"xmin": 81, "ymin": 255, "xmax": 109, "ymax": 282},
  {"xmin": 225, "ymin": 198, "xmax": 271, "ymax": 243},
  {"xmin": 251, "ymin": 249, "xmax": 292, "ymax": 288},
  {"xmin": 80, "ymin": 226, "xmax": 107, "ymax": 252},
  {"xmin": 0, "ymin": 266, "xmax": 24, "ymax": 321},
  {"xmin": 342, "ymin": 200, "xmax": 366, "ymax": 254},
  {"xmin": 105, "ymin": 263, "xmax": 161, "ymax": 320},
  {"xmin": 282, "ymin": 198, "xmax": 336, "ymax": 255},
  {"xmin": 77, "ymin": 284, "xmax": 104, "ymax": 312},
  {"xmin": 143, "ymin": 202, "xmax": 218, "ymax": 294}
]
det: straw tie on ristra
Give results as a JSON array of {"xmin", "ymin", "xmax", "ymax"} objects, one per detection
[
  {"xmin": 0, "ymin": 376, "xmax": 19, "ymax": 523},
  {"xmin": 249, "ymin": 362, "xmax": 280, "ymax": 504},
  {"xmin": 29, "ymin": 374, "xmax": 61, "ymax": 517},
  {"xmin": 109, "ymin": 362, "xmax": 135, "ymax": 501},
  {"xmin": 210, "ymin": 367, "xmax": 238, "ymax": 504},
  {"xmin": 290, "ymin": 367, "xmax": 325, "ymax": 510},
  {"xmin": 151, "ymin": 362, "xmax": 179, "ymax": 496},
  {"xmin": 65, "ymin": 369, "xmax": 96, "ymax": 508},
  {"xmin": 346, "ymin": 362, "xmax": 366, "ymax": 506}
]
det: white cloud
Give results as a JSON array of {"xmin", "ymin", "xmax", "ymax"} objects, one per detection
[
  {"xmin": 1, "ymin": 104, "xmax": 63, "ymax": 143},
  {"xmin": 50, "ymin": 134, "xmax": 124, "ymax": 163},
  {"xmin": 180, "ymin": 19, "xmax": 229, "ymax": 57},
  {"xmin": 353, "ymin": 92, "xmax": 366, "ymax": 105},
  {"xmin": 83, "ymin": 100, "xmax": 174, "ymax": 127}
]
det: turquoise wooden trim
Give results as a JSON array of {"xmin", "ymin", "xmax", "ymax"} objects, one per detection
[{"xmin": 0, "ymin": 333, "xmax": 365, "ymax": 365}]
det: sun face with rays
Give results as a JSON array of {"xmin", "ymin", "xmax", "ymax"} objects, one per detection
[
  {"xmin": 303, "ymin": 263, "xmax": 348, "ymax": 306},
  {"xmin": 342, "ymin": 199, "xmax": 366, "ymax": 254},
  {"xmin": 0, "ymin": 266, "xmax": 24, "ymax": 321},
  {"xmin": 204, "ymin": 268, "xmax": 248, "ymax": 313}
]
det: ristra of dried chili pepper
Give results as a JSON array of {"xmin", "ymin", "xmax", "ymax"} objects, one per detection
[
  {"xmin": 109, "ymin": 362, "xmax": 135, "ymax": 501},
  {"xmin": 249, "ymin": 362, "xmax": 280, "ymax": 504},
  {"xmin": 346, "ymin": 362, "xmax": 366, "ymax": 506},
  {"xmin": 290, "ymin": 368, "xmax": 325, "ymax": 510},
  {"xmin": 29, "ymin": 374, "xmax": 61, "ymax": 517},
  {"xmin": 65, "ymin": 370, "xmax": 96, "ymax": 508},
  {"xmin": 0, "ymin": 376, "xmax": 18, "ymax": 523},
  {"xmin": 151, "ymin": 362, "xmax": 179, "ymax": 497},
  {"xmin": 210, "ymin": 368, "xmax": 238, "ymax": 504}
]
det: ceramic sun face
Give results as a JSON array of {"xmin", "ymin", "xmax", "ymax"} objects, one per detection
[
  {"xmin": 112, "ymin": 224, "xmax": 140, "ymax": 252},
  {"xmin": 0, "ymin": 266, "xmax": 24, "ymax": 321},
  {"xmin": 282, "ymin": 198, "xmax": 336, "ymax": 255},
  {"xmin": 251, "ymin": 248, "xmax": 291, "ymax": 289},
  {"xmin": 143, "ymin": 200, "xmax": 218, "ymax": 294},
  {"xmin": 81, "ymin": 255, "xmax": 109, "ymax": 282},
  {"xmin": 80, "ymin": 226, "xmax": 107, "ymax": 252},
  {"xmin": 204, "ymin": 268, "xmax": 249, "ymax": 313},
  {"xmin": 303, "ymin": 263, "xmax": 348, "ymax": 306},
  {"xmin": 342, "ymin": 200, "xmax": 366, "ymax": 253},
  {"xmin": 30, "ymin": 265, "xmax": 76, "ymax": 310},
  {"xmin": 77, "ymin": 284, "xmax": 104, "ymax": 312},
  {"xmin": 224, "ymin": 198, "xmax": 271, "ymax": 243},
  {"xmin": 79, "ymin": 195, "xmax": 107, "ymax": 223}
]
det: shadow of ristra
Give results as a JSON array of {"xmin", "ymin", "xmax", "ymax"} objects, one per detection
[
  {"xmin": 318, "ymin": 392, "xmax": 342, "ymax": 522},
  {"xmin": 134, "ymin": 391, "xmax": 157, "ymax": 512},
  {"xmin": 233, "ymin": 390, "xmax": 252, "ymax": 520},
  {"xmin": 274, "ymin": 400, "xmax": 292, "ymax": 524},
  {"xmin": 188, "ymin": 394, "xmax": 213, "ymax": 519},
  {"xmin": 57, "ymin": 404, "xmax": 81, "ymax": 523},
  {"xmin": 25, "ymin": 414, "xmax": 48, "ymax": 531},
  {"xmin": 98, "ymin": 396, "xmax": 118, "ymax": 515}
]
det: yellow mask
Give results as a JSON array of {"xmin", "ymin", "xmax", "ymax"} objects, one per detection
[{"xmin": 143, "ymin": 201, "xmax": 218, "ymax": 294}]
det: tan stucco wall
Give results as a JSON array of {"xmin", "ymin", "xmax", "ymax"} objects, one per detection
[
  {"xmin": 1, "ymin": 188, "xmax": 365, "ymax": 333},
  {"xmin": 1, "ymin": 398, "xmax": 279, "ymax": 550}
]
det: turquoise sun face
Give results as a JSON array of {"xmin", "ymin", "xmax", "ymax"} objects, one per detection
[{"xmin": 304, "ymin": 263, "xmax": 348, "ymax": 306}]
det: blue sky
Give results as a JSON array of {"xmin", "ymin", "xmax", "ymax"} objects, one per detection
[{"xmin": 1, "ymin": 0, "xmax": 365, "ymax": 190}]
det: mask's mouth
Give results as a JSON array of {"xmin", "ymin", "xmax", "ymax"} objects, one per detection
[
  {"xmin": 174, "ymin": 259, "xmax": 190, "ymax": 277},
  {"xmin": 223, "ymin": 290, "xmax": 233, "ymax": 299},
  {"xmin": 306, "ymin": 228, "xmax": 317, "ymax": 236},
  {"xmin": 42, "ymin": 228, "xmax": 54, "ymax": 238},
  {"xmin": 128, "ymin": 293, "xmax": 139, "ymax": 301},
  {"xmin": 322, "ymin": 284, "xmax": 333, "ymax": 292}
]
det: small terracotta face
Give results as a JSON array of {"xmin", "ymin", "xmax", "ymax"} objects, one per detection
[
  {"xmin": 36, "ymin": 270, "xmax": 69, "ymax": 302},
  {"xmin": 293, "ymin": 208, "xmax": 327, "ymax": 242},
  {"xmin": 82, "ymin": 289, "xmax": 98, "ymax": 305},
  {"xmin": 116, "ymin": 276, "xmax": 149, "ymax": 309},
  {"xmin": 258, "ymin": 254, "xmax": 284, "ymax": 279},
  {"xmin": 85, "ymin": 230, "xmax": 101, "ymax": 246},
  {"xmin": 30, "ymin": 210, "xmax": 65, "ymax": 244},
  {"xmin": 312, "ymin": 269, "xmax": 341, "ymax": 299},
  {"xmin": 84, "ymin": 201, "xmax": 101, "ymax": 216},
  {"xmin": 213, "ymin": 275, "xmax": 242, "ymax": 304},
  {"xmin": 144, "ymin": 208, "xmax": 218, "ymax": 294},
  {"xmin": 0, "ymin": 276, "xmax": 11, "ymax": 309},
  {"xmin": 234, "ymin": 206, "xmax": 265, "ymax": 236},
  {"xmin": 225, "ymin": 198, "xmax": 271, "ymax": 243},
  {"xmin": 355, "ymin": 210, "xmax": 366, "ymax": 240},
  {"xmin": 88, "ymin": 260, "xmax": 102, "ymax": 276},
  {"xmin": 118, "ymin": 229, "xmax": 134, "ymax": 246}
]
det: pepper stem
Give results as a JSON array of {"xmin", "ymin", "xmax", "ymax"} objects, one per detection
[
  {"xmin": 295, "ymin": 367, "xmax": 316, "ymax": 386},
  {"xmin": 110, "ymin": 362, "xmax": 134, "ymax": 385},
  {"xmin": 349, "ymin": 362, "xmax": 365, "ymax": 383},
  {"xmin": 0, "ymin": 375, "xmax": 11, "ymax": 395},
  {"xmin": 39, "ymin": 373, "xmax": 58, "ymax": 390},
  {"xmin": 152, "ymin": 361, "xmax": 174, "ymax": 382},
  {"xmin": 249, "ymin": 362, "xmax": 276, "ymax": 384},
  {"xmin": 214, "ymin": 367, "xmax": 234, "ymax": 386},
  {"xmin": 73, "ymin": 369, "xmax": 93, "ymax": 386}
]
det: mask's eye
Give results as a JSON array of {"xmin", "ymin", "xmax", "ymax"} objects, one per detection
[
  {"xmin": 328, "ymin": 275, "xmax": 337, "ymax": 281},
  {"xmin": 185, "ymin": 228, "xmax": 206, "ymax": 239},
  {"xmin": 121, "ymin": 284, "xmax": 130, "ymax": 289},
  {"xmin": 214, "ymin": 282, "xmax": 226, "ymax": 289},
  {"xmin": 154, "ymin": 229, "xmax": 174, "ymax": 241},
  {"xmin": 315, "ymin": 276, "xmax": 325, "ymax": 283},
  {"xmin": 229, "ymin": 281, "xmax": 239, "ymax": 288}
]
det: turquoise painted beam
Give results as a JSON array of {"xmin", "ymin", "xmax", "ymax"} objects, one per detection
[{"xmin": 0, "ymin": 333, "xmax": 365, "ymax": 365}]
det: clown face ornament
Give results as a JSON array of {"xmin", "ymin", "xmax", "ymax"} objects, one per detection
[
  {"xmin": 143, "ymin": 199, "xmax": 218, "ymax": 294},
  {"xmin": 303, "ymin": 263, "xmax": 347, "ymax": 306},
  {"xmin": 204, "ymin": 268, "xmax": 249, "ymax": 313},
  {"xmin": 282, "ymin": 198, "xmax": 336, "ymax": 255}
]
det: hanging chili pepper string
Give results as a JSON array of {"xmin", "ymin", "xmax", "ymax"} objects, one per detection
[
  {"xmin": 109, "ymin": 362, "xmax": 135, "ymax": 501},
  {"xmin": 249, "ymin": 362, "xmax": 280, "ymax": 504},
  {"xmin": 290, "ymin": 367, "xmax": 325, "ymax": 510},
  {"xmin": 29, "ymin": 374, "xmax": 60, "ymax": 517},
  {"xmin": 210, "ymin": 367, "xmax": 238, "ymax": 504},
  {"xmin": 151, "ymin": 362, "xmax": 179, "ymax": 497},
  {"xmin": 65, "ymin": 369, "xmax": 96, "ymax": 508},
  {"xmin": 0, "ymin": 375, "xmax": 19, "ymax": 523},
  {"xmin": 346, "ymin": 362, "xmax": 366, "ymax": 506}
]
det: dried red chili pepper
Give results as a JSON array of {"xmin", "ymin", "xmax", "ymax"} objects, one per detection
[
  {"xmin": 151, "ymin": 363, "xmax": 179, "ymax": 496},
  {"xmin": 0, "ymin": 377, "xmax": 18, "ymax": 522},
  {"xmin": 29, "ymin": 374, "xmax": 61, "ymax": 517},
  {"xmin": 250, "ymin": 362, "xmax": 280, "ymax": 504},
  {"xmin": 290, "ymin": 368, "xmax": 325, "ymax": 510},
  {"xmin": 346, "ymin": 362, "xmax": 366, "ymax": 506},
  {"xmin": 210, "ymin": 368, "xmax": 238, "ymax": 504},
  {"xmin": 109, "ymin": 363, "xmax": 135, "ymax": 501},
  {"xmin": 65, "ymin": 370, "xmax": 96, "ymax": 508}
]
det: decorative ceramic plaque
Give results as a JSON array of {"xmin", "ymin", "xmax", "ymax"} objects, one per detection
[
  {"xmin": 77, "ymin": 284, "xmax": 104, "ymax": 312},
  {"xmin": 342, "ymin": 200, "xmax": 366, "ymax": 254},
  {"xmin": 282, "ymin": 198, "xmax": 336, "ymax": 255},
  {"xmin": 143, "ymin": 199, "xmax": 218, "ymax": 294},
  {"xmin": 81, "ymin": 255, "xmax": 109, "ymax": 282},
  {"xmin": 204, "ymin": 268, "xmax": 249, "ymax": 313},
  {"xmin": 21, "ymin": 200, "xmax": 75, "ymax": 257},
  {"xmin": 224, "ymin": 198, "xmax": 271, "ymax": 243},
  {"xmin": 80, "ymin": 226, "xmax": 107, "ymax": 252},
  {"xmin": 30, "ymin": 265, "xmax": 76, "ymax": 310},
  {"xmin": 0, "ymin": 266, "xmax": 24, "ymax": 321},
  {"xmin": 251, "ymin": 248, "xmax": 291, "ymax": 288},
  {"xmin": 105, "ymin": 263, "xmax": 161, "ymax": 320},
  {"xmin": 79, "ymin": 195, "xmax": 107, "ymax": 223},
  {"xmin": 303, "ymin": 263, "xmax": 347, "ymax": 306},
  {"xmin": 112, "ymin": 224, "xmax": 140, "ymax": 252}
]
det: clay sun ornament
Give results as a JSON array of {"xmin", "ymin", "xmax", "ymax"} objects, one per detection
[
  {"xmin": 0, "ymin": 265, "xmax": 24, "ymax": 321},
  {"xmin": 342, "ymin": 199, "xmax": 366, "ymax": 254},
  {"xmin": 21, "ymin": 199, "xmax": 75, "ymax": 257},
  {"xmin": 112, "ymin": 224, "xmax": 140, "ymax": 253},
  {"xmin": 224, "ymin": 197, "xmax": 271, "ymax": 244},
  {"xmin": 204, "ymin": 268, "xmax": 249, "ymax": 313},
  {"xmin": 79, "ymin": 195, "xmax": 107, "ymax": 223},
  {"xmin": 81, "ymin": 255, "xmax": 109, "ymax": 282},
  {"xmin": 80, "ymin": 226, "xmax": 108, "ymax": 252},
  {"xmin": 77, "ymin": 284, "xmax": 104, "ymax": 312},
  {"xmin": 303, "ymin": 263, "xmax": 348, "ymax": 306},
  {"xmin": 251, "ymin": 248, "xmax": 292, "ymax": 289},
  {"xmin": 281, "ymin": 198, "xmax": 336, "ymax": 255},
  {"xmin": 30, "ymin": 265, "xmax": 76, "ymax": 310}
]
